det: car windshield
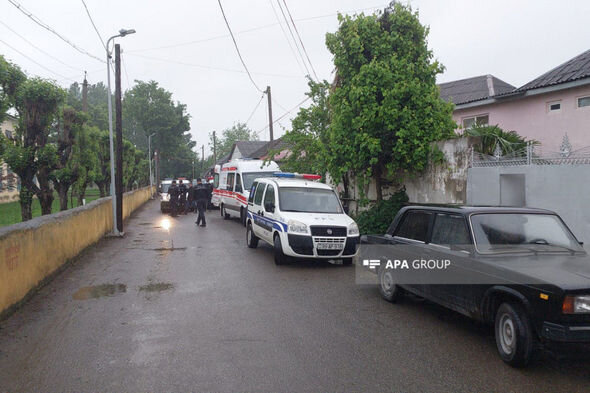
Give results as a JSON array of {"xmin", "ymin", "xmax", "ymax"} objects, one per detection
[
  {"xmin": 160, "ymin": 184, "xmax": 171, "ymax": 193},
  {"xmin": 243, "ymin": 172, "xmax": 276, "ymax": 190},
  {"xmin": 470, "ymin": 213, "xmax": 583, "ymax": 254},
  {"xmin": 278, "ymin": 187, "xmax": 342, "ymax": 214}
]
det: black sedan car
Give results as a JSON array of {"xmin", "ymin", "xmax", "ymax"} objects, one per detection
[{"xmin": 358, "ymin": 205, "xmax": 590, "ymax": 367}]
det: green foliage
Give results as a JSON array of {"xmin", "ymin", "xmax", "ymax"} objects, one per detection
[
  {"xmin": 354, "ymin": 188, "xmax": 409, "ymax": 235},
  {"xmin": 210, "ymin": 122, "xmax": 258, "ymax": 160},
  {"xmin": 464, "ymin": 124, "xmax": 538, "ymax": 155},
  {"xmin": 269, "ymin": 78, "xmax": 331, "ymax": 175},
  {"xmin": 0, "ymin": 55, "xmax": 26, "ymax": 123},
  {"xmin": 325, "ymin": 3, "xmax": 456, "ymax": 202}
]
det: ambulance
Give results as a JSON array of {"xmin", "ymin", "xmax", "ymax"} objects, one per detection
[{"xmin": 212, "ymin": 159, "xmax": 280, "ymax": 225}]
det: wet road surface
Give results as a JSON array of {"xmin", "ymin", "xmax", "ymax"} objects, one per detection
[{"xmin": 1, "ymin": 200, "xmax": 589, "ymax": 392}]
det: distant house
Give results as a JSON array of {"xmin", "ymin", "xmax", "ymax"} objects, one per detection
[
  {"xmin": 250, "ymin": 137, "xmax": 290, "ymax": 161},
  {"xmin": 0, "ymin": 114, "xmax": 20, "ymax": 203},
  {"xmin": 227, "ymin": 141, "xmax": 269, "ymax": 160},
  {"xmin": 440, "ymin": 49, "xmax": 590, "ymax": 152}
]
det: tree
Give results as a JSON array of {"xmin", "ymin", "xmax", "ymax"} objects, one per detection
[
  {"xmin": 0, "ymin": 56, "xmax": 26, "ymax": 124},
  {"xmin": 269, "ymin": 78, "xmax": 331, "ymax": 175},
  {"xmin": 1, "ymin": 71, "xmax": 64, "ymax": 219},
  {"xmin": 209, "ymin": 122, "xmax": 258, "ymax": 160},
  {"xmin": 52, "ymin": 106, "xmax": 86, "ymax": 210},
  {"xmin": 122, "ymin": 80, "xmax": 193, "ymax": 178},
  {"xmin": 325, "ymin": 3, "xmax": 456, "ymax": 202},
  {"xmin": 73, "ymin": 125, "xmax": 100, "ymax": 206},
  {"xmin": 93, "ymin": 129, "xmax": 111, "ymax": 197},
  {"xmin": 464, "ymin": 124, "xmax": 537, "ymax": 156}
]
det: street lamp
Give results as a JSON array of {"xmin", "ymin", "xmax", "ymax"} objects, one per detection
[
  {"xmin": 148, "ymin": 133, "xmax": 156, "ymax": 198},
  {"xmin": 106, "ymin": 28, "xmax": 136, "ymax": 236}
]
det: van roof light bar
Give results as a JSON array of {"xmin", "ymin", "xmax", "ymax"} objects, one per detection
[{"xmin": 273, "ymin": 172, "xmax": 321, "ymax": 180}]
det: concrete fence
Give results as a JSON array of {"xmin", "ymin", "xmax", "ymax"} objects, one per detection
[{"xmin": 0, "ymin": 186, "xmax": 154, "ymax": 318}]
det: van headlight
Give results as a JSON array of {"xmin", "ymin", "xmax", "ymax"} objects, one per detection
[
  {"xmin": 288, "ymin": 220, "xmax": 308, "ymax": 234},
  {"xmin": 563, "ymin": 295, "xmax": 590, "ymax": 314},
  {"xmin": 348, "ymin": 222, "xmax": 359, "ymax": 236}
]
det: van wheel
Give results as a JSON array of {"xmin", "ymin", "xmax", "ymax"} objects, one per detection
[
  {"xmin": 240, "ymin": 207, "xmax": 247, "ymax": 227},
  {"xmin": 220, "ymin": 204, "xmax": 224, "ymax": 217},
  {"xmin": 222, "ymin": 205, "xmax": 230, "ymax": 219},
  {"xmin": 494, "ymin": 302, "xmax": 535, "ymax": 367},
  {"xmin": 378, "ymin": 264, "xmax": 403, "ymax": 303},
  {"xmin": 246, "ymin": 222, "xmax": 258, "ymax": 248},
  {"xmin": 273, "ymin": 235, "xmax": 290, "ymax": 265}
]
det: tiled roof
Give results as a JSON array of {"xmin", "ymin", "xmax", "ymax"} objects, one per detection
[
  {"xmin": 232, "ymin": 141, "xmax": 269, "ymax": 159},
  {"xmin": 439, "ymin": 75, "xmax": 516, "ymax": 105},
  {"xmin": 516, "ymin": 49, "xmax": 590, "ymax": 92},
  {"xmin": 250, "ymin": 137, "xmax": 290, "ymax": 159}
]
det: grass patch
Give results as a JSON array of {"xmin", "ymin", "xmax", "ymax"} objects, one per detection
[{"xmin": 0, "ymin": 189, "xmax": 102, "ymax": 228}]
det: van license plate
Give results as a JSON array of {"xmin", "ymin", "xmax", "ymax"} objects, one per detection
[{"xmin": 316, "ymin": 243, "xmax": 344, "ymax": 250}]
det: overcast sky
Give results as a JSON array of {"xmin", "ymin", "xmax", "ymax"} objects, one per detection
[{"xmin": 1, "ymin": 0, "xmax": 589, "ymax": 156}]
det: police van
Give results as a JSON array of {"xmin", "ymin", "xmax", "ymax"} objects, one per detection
[
  {"xmin": 212, "ymin": 159, "xmax": 280, "ymax": 225},
  {"xmin": 245, "ymin": 173, "xmax": 360, "ymax": 265}
]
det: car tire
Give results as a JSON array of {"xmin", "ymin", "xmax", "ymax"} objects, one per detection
[
  {"xmin": 494, "ymin": 302, "xmax": 535, "ymax": 368},
  {"xmin": 246, "ymin": 222, "xmax": 258, "ymax": 248},
  {"xmin": 240, "ymin": 207, "xmax": 247, "ymax": 227},
  {"xmin": 220, "ymin": 204, "xmax": 224, "ymax": 217},
  {"xmin": 222, "ymin": 205, "xmax": 230, "ymax": 220},
  {"xmin": 378, "ymin": 264, "xmax": 403, "ymax": 303},
  {"xmin": 342, "ymin": 258, "xmax": 353, "ymax": 266},
  {"xmin": 273, "ymin": 234, "xmax": 290, "ymax": 265}
]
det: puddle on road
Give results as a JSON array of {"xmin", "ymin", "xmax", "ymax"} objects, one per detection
[
  {"xmin": 73, "ymin": 284, "xmax": 127, "ymax": 300},
  {"xmin": 138, "ymin": 282, "xmax": 174, "ymax": 292}
]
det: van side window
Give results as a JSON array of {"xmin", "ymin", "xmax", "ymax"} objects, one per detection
[
  {"xmin": 395, "ymin": 211, "xmax": 432, "ymax": 242},
  {"xmin": 227, "ymin": 173, "xmax": 235, "ymax": 191},
  {"xmin": 213, "ymin": 173, "xmax": 219, "ymax": 188},
  {"xmin": 248, "ymin": 182, "xmax": 258, "ymax": 203},
  {"xmin": 254, "ymin": 183, "xmax": 266, "ymax": 205},
  {"xmin": 431, "ymin": 214, "xmax": 471, "ymax": 246},
  {"xmin": 235, "ymin": 174, "xmax": 243, "ymax": 193}
]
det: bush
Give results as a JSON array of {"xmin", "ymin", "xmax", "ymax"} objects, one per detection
[{"xmin": 354, "ymin": 188, "xmax": 409, "ymax": 235}]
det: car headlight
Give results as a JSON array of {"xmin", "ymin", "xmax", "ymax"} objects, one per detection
[
  {"xmin": 563, "ymin": 295, "xmax": 590, "ymax": 314},
  {"xmin": 288, "ymin": 219, "xmax": 308, "ymax": 234},
  {"xmin": 348, "ymin": 222, "xmax": 359, "ymax": 236}
]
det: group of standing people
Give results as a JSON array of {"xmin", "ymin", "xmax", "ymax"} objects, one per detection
[{"xmin": 167, "ymin": 179, "xmax": 210, "ymax": 227}]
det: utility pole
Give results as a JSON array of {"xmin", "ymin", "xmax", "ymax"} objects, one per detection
[
  {"xmin": 213, "ymin": 130, "xmax": 217, "ymax": 164},
  {"xmin": 154, "ymin": 149, "xmax": 159, "ymax": 189},
  {"xmin": 192, "ymin": 160, "xmax": 195, "ymax": 180},
  {"xmin": 148, "ymin": 133, "xmax": 155, "ymax": 198},
  {"xmin": 82, "ymin": 71, "xmax": 88, "ymax": 112},
  {"xmin": 201, "ymin": 144, "xmax": 205, "ymax": 177},
  {"xmin": 266, "ymin": 86, "xmax": 273, "ymax": 141},
  {"xmin": 115, "ymin": 44, "xmax": 123, "ymax": 234}
]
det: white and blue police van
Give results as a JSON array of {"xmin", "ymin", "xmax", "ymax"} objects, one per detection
[{"xmin": 245, "ymin": 173, "xmax": 360, "ymax": 265}]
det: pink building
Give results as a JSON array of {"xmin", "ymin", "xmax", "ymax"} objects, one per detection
[{"xmin": 440, "ymin": 49, "xmax": 590, "ymax": 152}]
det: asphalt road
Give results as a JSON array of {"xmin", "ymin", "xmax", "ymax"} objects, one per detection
[{"xmin": 1, "ymin": 200, "xmax": 589, "ymax": 392}]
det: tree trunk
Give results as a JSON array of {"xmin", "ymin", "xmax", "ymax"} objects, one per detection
[
  {"xmin": 374, "ymin": 165, "xmax": 383, "ymax": 201},
  {"xmin": 19, "ymin": 187, "xmax": 33, "ymax": 221},
  {"xmin": 57, "ymin": 183, "xmax": 70, "ymax": 211},
  {"xmin": 97, "ymin": 182, "xmax": 106, "ymax": 197},
  {"xmin": 78, "ymin": 180, "xmax": 89, "ymax": 206}
]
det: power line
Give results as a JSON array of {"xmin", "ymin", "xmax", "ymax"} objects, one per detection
[
  {"xmin": 246, "ymin": 93, "xmax": 266, "ymax": 125},
  {"xmin": 121, "ymin": 55, "xmax": 131, "ymax": 91},
  {"xmin": 126, "ymin": 52, "xmax": 301, "ymax": 79},
  {"xmin": 255, "ymin": 96, "xmax": 311, "ymax": 136},
  {"xmin": 275, "ymin": 0, "xmax": 312, "ymax": 78},
  {"xmin": 268, "ymin": 0, "xmax": 306, "ymax": 77},
  {"xmin": 7, "ymin": 0, "xmax": 105, "ymax": 64},
  {"xmin": 80, "ymin": 0, "xmax": 106, "ymax": 50},
  {"xmin": 217, "ymin": 0, "xmax": 264, "ymax": 93},
  {"xmin": 0, "ymin": 19, "xmax": 81, "ymax": 72},
  {"xmin": 281, "ymin": 0, "xmax": 319, "ymax": 81},
  {"xmin": 0, "ymin": 38, "xmax": 75, "ymax": 82}
]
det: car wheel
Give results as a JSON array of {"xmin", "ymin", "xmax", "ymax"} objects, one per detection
[
  {"xmin": 246, "ymin": 223, "xmax": 259, "ymax": 248},
  {"xmin": 273, "ymin": 234, "xmax": 290, "ymax": 265},
  {"xmin": 494, "ymin": 302, "xmax": 535, "ymax": 367},
  {"xmin": 222, "ymin": 205, "xmax": 230, "ymax": 220},
  {"xmin": 342, "ymin": 258, "xmax": 353, "ymax": 266},
  {"xmin": 378, "ymin": 264, "xmax": 403, "ymax": 303},
  {"xmin": 220, "ymin": 204, "xmax": 224, "ymax": 217}
]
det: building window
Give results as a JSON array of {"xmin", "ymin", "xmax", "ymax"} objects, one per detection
[
  {"xmin": 578, "ymin": 96, "xmax": 590, "ymax": 108},
  {"xmin": 462, "ymin": 114, "xmax": 489, "ymax": 129},
  {"xmin": 547, "ymin": 100, "xmax": 561, "ymax": 112}
]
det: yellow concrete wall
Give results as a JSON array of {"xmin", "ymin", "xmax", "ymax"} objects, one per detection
[{"xmin": 0, "ymin": 186, "xmax": 154, "ymax": 317}]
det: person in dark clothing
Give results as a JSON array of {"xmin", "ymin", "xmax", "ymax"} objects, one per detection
[
  {"xmin": 186, "ymin": 183, "xmax": 194, "ymax": 213},
  {"xmin": 178, "ymin": 180, "xmax": 187, "ymax": 215},
  {"xmin": 168, "ymin": 180, "xmax": 179, "ymax": 217},
  {"xmin": 194, "ymin": 179, "xmax": 209, "ymax": 227}
]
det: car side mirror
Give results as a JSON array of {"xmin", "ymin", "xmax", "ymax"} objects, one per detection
[
  {"xmin": 579, "ymin": 241, "xmax": 584, "ymax": 246},
  {"xmin": 264, "ymin": 202, "xmax": 275, "ymax": 213}
]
